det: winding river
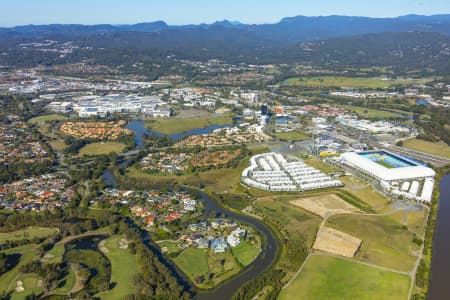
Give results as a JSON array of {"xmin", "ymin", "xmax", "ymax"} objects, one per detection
[
  {"xmin": 428, "ymin": 174, "xmax": 450, "ymax": 299},
  {"xmin": 102, "ymin": 172, "xmax": 280, "ymax": 299},
  {"xmin": 194, "ymin": 192, "xmax": 280, "ymax": 300},
  {"xmin": 102, "ymin": 120, "xmax": 280, "ymax": 299}
]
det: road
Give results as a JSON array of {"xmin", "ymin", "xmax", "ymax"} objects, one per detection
[{"xmin": 385, "ymin": 145, "xmax": 450, "ymax": 167}]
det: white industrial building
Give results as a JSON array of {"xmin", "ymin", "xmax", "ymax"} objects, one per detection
[
  {"xmin": 46, "ymin": 101, "xmax": 72, "ymax": 113},
  {"xmin": 336, "ymin": 115, "xmax": 411, "ymax": 134},
  {"xmin": 340, "ymin": 151, "xmax": 435, "ymax": 202},
  {"xmin": 70, "ymin": 94, "xmax": 172, "ymax": 118},
  {"xmin": 242, "ymin": 153, "xmax": 342, "ymax": 192}
]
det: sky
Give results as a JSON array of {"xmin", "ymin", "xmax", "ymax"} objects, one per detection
[{"xmin": 1, "ymin": 0, "xmax": 449, "ymax": 27}]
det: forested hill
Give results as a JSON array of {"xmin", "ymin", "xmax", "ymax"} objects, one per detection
[
  {"xmin": 270, "ymin": 32, "xmax": 450, "ymax": 72},
  {"xmin": 0, "ymin": 15, "xmax": 450, "ymax": 73},
  {"xmin": 1, "ymin": 14, "xmax": 450, "ymax": 44}
]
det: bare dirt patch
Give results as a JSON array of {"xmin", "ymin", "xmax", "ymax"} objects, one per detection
[
  {"xmin": 119, "ymin": 238, "xmax": 129, "ymax": 249},
  {"xmin": 99, "ymin": 240, "xmax": 109, "ymax": 254},
  {"xmin": 290, "ymin": 193, "xmax": 359, "ymax": 218},
  {"xmin": 313, "ymin": 226, "xmax": 362, "ymax": 258}
]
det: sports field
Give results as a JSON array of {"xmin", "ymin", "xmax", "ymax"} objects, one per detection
[
  {"xmin": 79, "ymin": 142, "xmax": 126, "ymax": 156},
  {"xmin": 273, "ymin": 130, "xmax": 310, "ymax": 141},
  {"xmin": 279, "ymin": 254, "xmax": 410, "ymax": 300}
]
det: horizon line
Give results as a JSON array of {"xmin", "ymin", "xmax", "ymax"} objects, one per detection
[{"xmin": 1, "ymin": 13, "xmax": 450, "ymax": 28}]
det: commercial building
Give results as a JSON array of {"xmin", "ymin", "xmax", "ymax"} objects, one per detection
[
  {"xmin": 46, "ymin": 102, "xmax": 72, "ymax": 113},
  {"xmin": 336, "ymin": 115, "xmax": 412, "ymax": 134},
  {"xmin": 70, "ymin": 94, "xmax": 172, "ymax": 118}
]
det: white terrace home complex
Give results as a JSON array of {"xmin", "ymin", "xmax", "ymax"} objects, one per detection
[
  {"xmin": 242, "ymin": 153, "xmax": 342, "ymax": 192},
  {"xmin": 339, "ymin": 151, "xmax": 435, "ymax": 202}
]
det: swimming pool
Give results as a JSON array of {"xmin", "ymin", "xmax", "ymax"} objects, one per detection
[{"xmin": 359, "ymin": 151, "xmax": 416, "ymax": 168}]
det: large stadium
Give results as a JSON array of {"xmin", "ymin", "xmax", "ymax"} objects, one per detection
[{"xmin": 340, "ymin": 150, "xmax": 435, "ymax": 202}]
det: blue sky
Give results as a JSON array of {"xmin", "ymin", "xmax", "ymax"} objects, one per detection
[{"xmin": 1, "ymin": 0, "xmax": 449, "ymax": 27}]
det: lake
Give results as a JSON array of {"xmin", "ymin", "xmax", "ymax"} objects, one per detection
[{"xmin": 126, "ymin": 120, "xmax": 231, "ymax": 148}]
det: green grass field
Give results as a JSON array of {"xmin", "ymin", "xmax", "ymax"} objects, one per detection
[
  {"xmin": 49, "ymin": 139, "xmax": 68, "ymax": 151},
  {"xmin": 28, "ymin": 114, "xmax": 66, "ymax": 124},
  {"xmin": 284, "ymin": 76, "xmax": 432, "ymax": 89},
  {"xmin": 340, "ymin": 176, "xmax": 391, "ymax": 209},
  {"xmin": 231, "ymin": 241, "xmax": 260, "ymax": 266},
  {"xmin": 147, "ymin": 113, "xmax": 233, "ymax": 135},
  {"xmin": 0, "ymin": 227, "xmax": 58, "ymax": 245},
  {"xmin": 44, "ymin": 242, "xmax": 65, "ymax": 264},
  {"xmin": 54, "ymin": 267, "xmax": 76, "ymax": 295},
  {"xmin": 44, "ymin": 228, "xmax": 112, "ymax": 264},
  {"xmin": 388, "ymin": 209, "xmax": 428, "ymax": 236},
  {"xmin": 79, "ymin": 142, "xmax": 127, "ymax": 156},
  {"xmin": 338, "ymin": 105, "xmax": 402, "ymax": 119},
  {"xmin": 64, "ymin": 248, "xmax": 110, "ymax": 295},
  {"xmin": 304, "ymin": 157, "xmax": 340, "ymax": 174},
  {"xmin": 255, "ymin": 196, "xmax": 321, "ymax": 280},
  {"xmin": 279, "ymin": 254, "xmax": 410, "ymax": 300},
  {"xmin": 10, "ymin": 273, "xmax": 44, "ymax": 300},
  {"xmin": 0, "ymin": 245, "xmax": 39, "ymax": 295},
  {"xmin": 273, "ymin": 130, "xmax": 310, "ymax": 141},
  {"xmin": 402, "ymin": 139, "xmax": 450, "ymax": 159},
  {"xmin": 256, "ymin": 197, "xmax": 321, "ymax": 247},
  {"xmin": 206, "ymin": 251, "xmax": 241, "ymax": 287},
  {"xmin": 159, "ymin": 240, "xmax": 183, "ymax": 255},
  {"xmin": 173, "ymin": 248, "xmax": 242, "ymax": 289},
  {"xmin": 97, "ymin": 236, "xmax": 139, "ymax": 300},
  {"xmin": 327, "ymin": 214, "xmax": 419, "ymax": 272},
  {"xmin": 174, "ymin": 248, "xmax": 209, "ymax": 285}
]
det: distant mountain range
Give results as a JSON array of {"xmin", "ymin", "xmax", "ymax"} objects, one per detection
[
  {"xmin": 1, "ymin": 15, "xmax": 449, "ymax": 72},
  {"xmin": 1, "ymin": 14, "xmax": 450, "ymax": 44}
]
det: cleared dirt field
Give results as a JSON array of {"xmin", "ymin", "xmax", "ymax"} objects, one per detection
[
  {"xmin": 313, "ymin": 226, "xmax": 362, "ymax": 258},
  {"xmin": 290, "ymin": 193, "xmax": 360, "ymax": 218}
]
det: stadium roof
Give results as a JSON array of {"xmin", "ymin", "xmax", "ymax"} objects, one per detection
[{"xmin": 341, "ymin": 151, "xmax": 435, "ymax": 181}]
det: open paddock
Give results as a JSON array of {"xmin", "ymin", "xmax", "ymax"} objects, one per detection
[
  {"xmin": 313, "ymin": 226, "xmax": 362, "ymax": 258},
  {"xmin": 79, "ymin": 142, "xmax": 127, "ymax": 156},
  {"xmin": 290, "ymin": 193, "xmax": 360, "ymax": 218},
  {"xmin": 279, "ymin": 254, "xmax": 411, "ymax": 300}
]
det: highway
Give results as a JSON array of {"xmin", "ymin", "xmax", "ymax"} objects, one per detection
[{"xmin": 383, "ymin": 145, "xmax": 450, "ymax": 167}]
